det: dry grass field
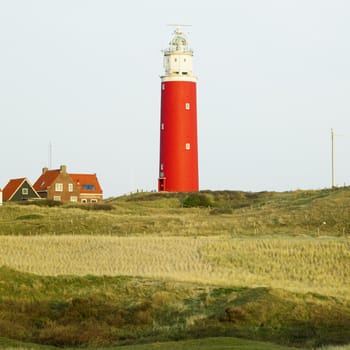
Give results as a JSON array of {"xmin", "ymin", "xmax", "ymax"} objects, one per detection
[{"xmin": 0, "ymin": 234, "xmax": 349, "ymax": 299}]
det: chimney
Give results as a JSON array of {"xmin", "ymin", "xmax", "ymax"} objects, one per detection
[
  {"xmin": 60, "ymin": 165, "xmax": 67, "ymax": 174},
  {"xmin": 42, "ymin": 167, "xmax": 48, "ymax": 174}
]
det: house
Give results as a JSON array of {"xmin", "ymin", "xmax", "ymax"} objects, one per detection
[
  {"xmin": 70, "ymin": 173, "xmax": 103, "ymax": 203},
  {"xmin": 33, "ymin": 165, "xmax": 80, "ymax": 202},
  {"xmin": 2, "ymin": 178, "xmax": 40, "ymax": 202},
  {"xmin": 0, "ymin": 189, "xmax": 2, "ymax": 205},
  {"xmin": 33, "ymin": 165, "xmax": 103, "ymax": 203}
]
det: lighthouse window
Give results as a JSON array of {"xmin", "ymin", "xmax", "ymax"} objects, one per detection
[
  {"xmin": 185, "ymin": 103, "xmax": 190, "ymax": 110},
  {"xmin": 160, "ymin": 163, "xmax": 164, "ymax": 171},
  {"xmin": 162, "ymin": 84, "xmax": 165, "ymax": 90},
  {"xmin": 185, "ymin": 143, "xmax": 191, "ymax": 150},
  {"xmin": 161, "ymin": 123, "xmax": 164, "ymax": 130}
]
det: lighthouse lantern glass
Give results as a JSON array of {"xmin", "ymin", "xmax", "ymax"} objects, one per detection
[{"xmin": 163, "ymin": 30, "xmax": 194, "ymax": 77}]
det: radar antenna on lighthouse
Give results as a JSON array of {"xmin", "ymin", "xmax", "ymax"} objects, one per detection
[{"xmin": 158, "ymin": 26, "xmax": 199, "ymax": 192}]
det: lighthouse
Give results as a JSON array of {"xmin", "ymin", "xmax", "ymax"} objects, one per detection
[{"xmin": 158, "ymin": 27, "xmax": 199, "ymax": 192}]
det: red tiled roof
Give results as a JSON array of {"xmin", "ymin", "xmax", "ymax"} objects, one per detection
[
  {"xmin": 70, "ymin": 174, "xmax": 103, "ymax": 194},
  {"xmin": 33, "ymin": 169, "xmax": 60, "ymax": 192},
  {"xmin": 3, "ymin": 178, "xmax": 26, "ymax": 200}
]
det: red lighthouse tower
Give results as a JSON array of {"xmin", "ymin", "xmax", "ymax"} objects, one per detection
[{"xmin": 158, "ymin": 27, "xmax": 199, "ymax": 192}]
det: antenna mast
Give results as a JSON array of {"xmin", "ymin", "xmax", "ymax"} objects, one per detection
[{"xmin": 48, "ymin": 141, "xmax": 52, "ymax": 169}]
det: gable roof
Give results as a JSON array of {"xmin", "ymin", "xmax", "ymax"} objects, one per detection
[
  {"xmin": 33, "ymin": 169, "xmax": 61, "ymax": 192},
  {"xmin": 70, "ymin": 174, "xmax": 103, "ymax": 194},
  {"xmin": 3, "ymin": 178, "xmax": 38, "ymax": 201}
]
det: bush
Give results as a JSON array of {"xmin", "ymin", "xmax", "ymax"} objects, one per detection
[
  {"xmin": 17, "ymin": 199, "xmax": 63, "ymax": 207},
  {"xmin": 181, "ymin": 193, "xmax": 213, "ymax": 208},
  {"xmin": 65, "ymin": 203, "xmax": 114, "ymax": 211}
]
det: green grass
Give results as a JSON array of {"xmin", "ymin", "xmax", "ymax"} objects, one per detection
[
  {"xmin": 84, "ymin": 337, "xmax": 304, "ymax": 350},
  {"xmin": 0, "ymin": 187, "xmax": 350, "ymax": 236},
  {"xmin": 319, "ymin": 346, "xmax": 350, "ymax": 350},
  {"xmin": 0, "ymin": 337, "xmax": 304, "ymax": 350},
  {"xmin": 0, "ymin": 267, "xmax": 349, "ymax": 348}
]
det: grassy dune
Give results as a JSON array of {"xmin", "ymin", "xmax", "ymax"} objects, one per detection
[
  {"xmin": 0, "ymin": 337, "xmax": 305, "ymax": 350},
  {"xmin": 0, "ymin": 188, "xmax": 350, "ymax": 348},
  {"xmin": 0, "ymin": 235, "xmax": 349, "ymax": 298},
  {"xmin": 0, "ymin": 187, "xmax": 349, "ymax": 237},
  {"xmin": 0, "ymin": 267, "xmax": 350, "ymax": 348}
]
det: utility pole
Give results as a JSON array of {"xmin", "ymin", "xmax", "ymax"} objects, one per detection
[{"xmin": 331, "ymin": 128, "xmax": 335, "ymax": 188}]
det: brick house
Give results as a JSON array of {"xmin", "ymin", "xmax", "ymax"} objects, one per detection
[
  {"xmin": 2, "ymin": 178, "xmax": 40, "ymax": 202},
  {"xmin": 33, "ymin": 165, "xmax": 80, "ymax": 202},
  {"xmin": 33, "ymin": 165, "xmax": 103, "ymax": 203},
  {"xmin": 70, "ymin": 173, "xmax": 103, "ymax": 203}
]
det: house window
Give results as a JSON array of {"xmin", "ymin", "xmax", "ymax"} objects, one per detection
[
  {"xmin": 70, "ymin": 196, "xmax": 78, "ymax": 202},
  {"xmin": 82, "ymin": 184, "xmax": 95, "ymax": 191},
  {"xmin": 22, "ymin": 188, "xmax": 29, "ymax": 195},
  {"xmin": 55, "ymin": 183, "xmax": 63, "ymax": 192},
  {"xmin": 91, "ymin": 199, "xmax": 98, "ymax": 203},
  {"xmin": 81, "ymin": 198, "xmax": 88, "ymax": 203},
  {"xmin": 53, "ymin": 195, "xmax": 61, "ymax": 201},
  {"xmin": 185, "ymin": 103, "xmax": 190, "ymax": 110},
  {"xmin": 185, "ymin": 143, "xmax": 191, "ymax": 150},
  {"xmin": 68, "ymin": 183, "xmax": 73, "ymax": 192}
]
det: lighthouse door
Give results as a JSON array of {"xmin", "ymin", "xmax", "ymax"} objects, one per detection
[{"xmin": 158, "ymin": 178, "xmax": 166, "ymax": 192}]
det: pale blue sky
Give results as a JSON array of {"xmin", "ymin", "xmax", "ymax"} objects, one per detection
[{"xmin": 1, "ymin": 0, "xmax": 349, "ymax": 197}]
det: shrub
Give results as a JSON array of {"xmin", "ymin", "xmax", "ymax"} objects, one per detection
[
  {"xmin": 181, "ymin": 193, "xmax": 213, "ymax": 208},
  {"xmin": 65, "ymin": 203, "xmax": 114, "ymax": 211},
  {"xmin": 17, "ymin": 199, "xmax": 63, "ymax": 207},
  {"xmin": 15, "ymin": 214, "xmax": 44, "ymax": 220}
]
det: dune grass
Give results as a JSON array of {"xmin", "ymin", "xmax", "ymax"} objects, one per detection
[
  {"xmin": 318, "ymin": 346, "xmax": 350, "ymax": 350},
  {"xmin": 0, "ymin": 187, "xmax": 350, "ymax": 237},
  {"xmin": 0, "ymin": 337, "xmax": 304, "ymax": 350},
  {"xmin": 79, "ymin": 337, "xmax": 304, "ymax": 350},
  {"xmin": 0, "ymin": 235, "xmax": 349, "ymax": 299},
  {"xmin": 0, "ymin": 267, "xmax": 349, "ymax": 348},
  {"xmin": 1, "ymin": 189, "xmax": 350, "ymax": 348}
]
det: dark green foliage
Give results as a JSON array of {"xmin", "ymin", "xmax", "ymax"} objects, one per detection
[
  {"xmin": 0, "ymin": 267, "xmax": 350, "ymax": 348},
  {"xmin": 15, "ymin": 214, "xmax": 44, "ymax": 220},
  {"xmin": 123, "ymin": 191, "xmax": 179, "ymax": 202},
  {"xmin": 64, "ymin": 203, "xmax": 114, "ymax": 211},
  {"xmin": 181, "ymin": 193, "xmax": 213, "ymax": 208},
  {"xmin": 17, "ymin": 199, "xmax": 63, "ymax": 207}
]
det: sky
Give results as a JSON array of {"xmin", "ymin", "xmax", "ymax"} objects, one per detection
[{"xmin": 0, "ymin": 0, "xmax": 349, "ymax": 198}]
